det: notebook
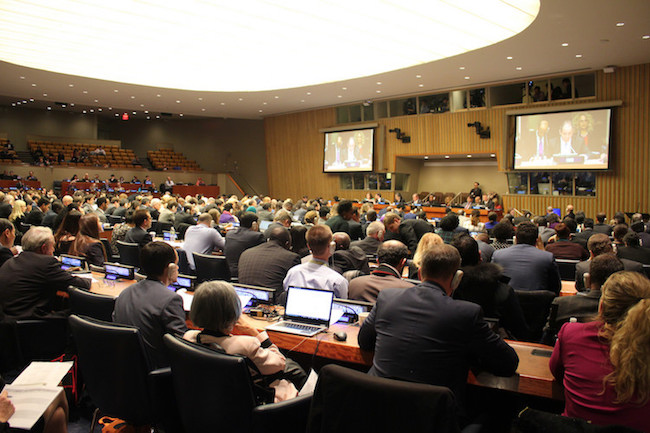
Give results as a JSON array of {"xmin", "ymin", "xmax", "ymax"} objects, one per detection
[{"xmin": 265, "ymin": 286, "xmax": 334, "ymax": 337}]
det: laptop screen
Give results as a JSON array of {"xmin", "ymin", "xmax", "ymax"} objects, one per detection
[
  {"xmin": 332, "ymin": 299, "xmax": 372, "ymax": 323},
  {"xmin": 60, "ymin": 254, "xmax": 85, "ymax": 270},
  {"xmin": 285, "ymin": 286, "xmax": 333, "ymax": 325},
  {"xmin": 233, "ymin": 284, "xmax": 274, "ymax": 307}
]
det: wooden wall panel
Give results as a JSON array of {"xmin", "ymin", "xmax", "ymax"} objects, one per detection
[{"xmin": 265, "ymin": 64, "xmax": 650, "ymax": 219}]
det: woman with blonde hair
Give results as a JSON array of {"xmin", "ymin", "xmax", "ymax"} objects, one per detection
[
  {"xmin": 8, "ymin": 200, "xmax": 27, "ymax": 232},
  {"xmin": 408, "ymin": 232, "xmax": 444, "ymax": 279},
  {"xmin": 69, "ymin": 213, "xmax": 107, "ymax": 266},
  {"xmin": 550, "ymin": 271, "xmax": 650, "ymax": 431}
]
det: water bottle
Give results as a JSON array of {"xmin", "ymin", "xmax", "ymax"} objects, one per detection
[{"xmin": 170, "ymin": 226, "xmax": 177, "ymax": 241}]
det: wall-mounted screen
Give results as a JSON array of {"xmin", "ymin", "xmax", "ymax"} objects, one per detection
[
  {"xmin": 513, "ymin": 108, "xmax": 612, "ymax": 170},
  {"xmin": 324, "ymin": 128, "xmax": 374, "ymax": 172}
]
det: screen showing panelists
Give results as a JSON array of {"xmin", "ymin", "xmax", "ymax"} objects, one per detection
[
  {"xmin": 513, "ymin": 108, "xmax": 612, "ymax": 170},
  {"xmin": 323, "ymin": 128, "xmax": 374, "ymax": 173}
]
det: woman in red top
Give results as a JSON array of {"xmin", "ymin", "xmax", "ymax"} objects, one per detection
[{"xmin": 550, "ymin": 271, "xmax": 650, "ymax": 432}]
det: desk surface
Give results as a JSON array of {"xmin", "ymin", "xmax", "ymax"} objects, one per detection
[{"xmin": 90, "ymin": 273, "xmax": 560, "ymax": 400}]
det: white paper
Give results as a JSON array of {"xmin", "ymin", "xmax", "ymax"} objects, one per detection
[
  {"xmin": 329, "ymin": 308, "xmax": 345, "ymax": 324},
  {"xmin": 5, "ymin": 385, "xmax": 62, "ymax": 430},
  {"xmin": 177, "ymin": 289, "xmax": 194, "ymax": 312},
  {"xmin": 298, "ymin": 369, "xmax": 318, "ymax": 396},
  {"xmin": 237, "ymin": 294, "xmax": 253, "ymax": 310},
  {"xmin": 12, "ymin": 361, "xmax": 73, "ymax": 387},
  {"xmin": 74, "ymin": 273, "xmax": 97, "ymax": 282}
]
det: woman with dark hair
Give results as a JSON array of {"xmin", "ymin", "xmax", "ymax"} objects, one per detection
[
  {"xmin": 491, "ymin": 221, "xmax": 514, "ymax": 250},
  {"xmin": 184, "ymin": 281, "xmax": 306, "ymax": 402},
  {"xmin": 54, "ymin": 210, "xmax": 81, "ymax": 254},
  {"xmin": 69, "ymin": 213, "xmax": 106, "ymax": 266},
  {"xmin": 550, "ymin": 271, "xmax": 650, "ymax": 431},
  {"xmin": 289, "ymin": 225, "xmax": 309, "ymax": 258},
  {"xmin": 393, "ymin": 192, "xmax": 404, "ymax": 205}
]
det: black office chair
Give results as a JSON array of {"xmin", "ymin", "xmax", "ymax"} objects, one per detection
[
  {"xmin": 100, "ymin": 238, "xmax": 114, "ymax": 262},
  {"xmin": 556, "ymin": 258, "xmax": 580, "ymax": 281},
  {"xmin": 68, "ymin": 315, "xmax": 175, "ymax": 432},
  {"xmin": 193, "ymin": 252, "xmax": 230, "ymax": 283},
  {"xmin": 176, "ymin": 248, "xmax": 193, "ymax": 275},
  {"xmin": 307, "ymin": 364, "xmax": 462, "ymax": 433},
  {"xmin": 513, "ymin": 407, "xmax": 641, "ymax": 433},
  {"xmin": 116, "ymin": 240, "xmax": 140, "ymax": 268},
  {"xmin": 13, "ymin": 318, "xmax": 69, "ymax": 368},
  {"xmin": 643, "ymin": 264, "xmax": 650, "ymax": 279},
  {"xmin": 156, "ymin": 221, "xmax": 173, "ymax": 236},
  {"xmin": 19, "ymin": 222, "xmax": 32, "ymax": 234},
  {"xmin": 107, "ymin": 215, "xmax": 123, "ymax": 225},
  {"xmin": 163, "ymin": 334, "xmax": 311, "ymax": 433},
  {"xmin": 69, "ymin": 287, "xmax": 116, "ymax": 322},
  {"xmin": 514, "ymin": 290, "xmax": 556, "ymax": 343}
]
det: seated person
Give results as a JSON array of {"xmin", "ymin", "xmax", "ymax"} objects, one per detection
[
  {"xmin": 545, "ymin": 223, "xmax": 589, "ymax": 261},
  {"xmin": 451, "ymin": 234, "xmax": 529, "ymax": 341},
  {"xmin": 542, "ymin": 253, "xmax": 623, "ymax": 345},
  {"xmin": 124, "ymin": 209, "xmax": 153, "ymax": 247},
  {"xmin": 617, "ymin": 232, "xmax": 650, "ymax": 265},
  {"xmin": 330, "ymin": 232, "xmax": 369, "ymax": 275},
  {"xmin": 0, "ymin": 219, "xmax": 16, "ymax": 268},
  {"xmin": 54, "ymin": 209, "xmax": 81, "ymax": 255},
  {"xmin": 550, "ymin": 271, "xmax": 650, "ymax": 431},
  {"xmin": 113, "ymin": 242, "xmax": 186, "ymax": 369},
  {"xmin": 407, "ymin": 232, "xmax": 444, "ymax": 280},
  {"xmin": 184, "ymin": 281, "xmax": 306, "ymax": 402},
  {"xmin": 68, "ymin": 213, "xmax": 107, "ymax": 266},
  {"xmin": 0, "ymin": 226, "xmax": 91, "ymax": 320}
]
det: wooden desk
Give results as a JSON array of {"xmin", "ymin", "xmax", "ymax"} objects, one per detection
[
  {"xmin": 0, "ymin": 179, "xmax": 41, "ymax": 189},
  {"xmin": 172, "ymin": 185, "xmax": 220, "ymax": 197},
  {"xmin": 358, "ymin": 203, "xmax": 502, "ymax": 223},
  {"xmin": 560, "ymin": 280, "xmax": 577, "ymax": 297},
  {"xmin": 89, "ymin": 272, "xmax": 135, "ymax": 297}
]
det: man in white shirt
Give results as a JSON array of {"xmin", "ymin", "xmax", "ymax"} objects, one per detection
[
  {"xmin": 283, "ymin": 224, "xmax": 348, "ymax": 299},
  {"xmin": 183, "ymin": 213, "xmax": 225, "ymax": 270}
]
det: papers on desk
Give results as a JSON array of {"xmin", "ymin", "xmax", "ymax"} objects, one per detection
[
  {"xmin": 5, "ymin": 361, "xmax": 72, "ymax": 430},
  {"xmin": 329, "ymin": 308, "xmax": 345, "ymax": 325},
  {"xmin": 177, "ymin": 289, "xmax": 194, "ymax": 312},
  {"xmin": 73, "ymin": 272, "xmax": 97, "ymax": 282},
  {"xmin": 237, "ymin": 294, "xmax": 253, "ymax": 310}
]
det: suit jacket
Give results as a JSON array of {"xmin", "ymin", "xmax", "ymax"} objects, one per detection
[
  {"xmin": 0, "ymin": 203, "xmax": 11, "ymax": 219},
  {"xmin": 41, "ymin": 209, "xmax": 58, "ymax": 229},
  {"xmin": 113, "ymin": 206, "xmax": 127, "ymax": 218},
  {"xmin": 574, "ymin": 257, "xmax": 643, "ymax": 291},
  {"xmin": 330, "ymin": 247, "xmax": 370, "ymax": 275},
  {"xmin": 25, "ymin": 208, "xmax": 44, "ymax": 226},
  {"xmin": 350, "ymin": 236, "xmax": 382, "ymax": 256},
  {"xmin": 592, "ymin": 223, "xmax": 612, "ymax": 236},
  {"xmin": 348, "ymin": 220, "xmax": 363, "ymax": 241},
  {"xmin": 113, "ymin": 279, "xmax": 187, "ymax": 369},
  {"xmin": 617, "ymin": 245, "xmax": 650, "ymax": 265},
  {"xmin": 542, "ymin": 290, "xmax": 601, "ymax": 345},
  {"xmin": 174, "ymin": 212, "xmax": 197, "ymax": 231},
  {"xmin": 358, "ymin": 281, "xmax": 518, "ymax": 417},
  {"xmin": 545, "ymin": 240, "xmax": 589, "ymax": 261},
  {"xmin": 402, "ymin": 218, "xmax": 434, "ymax": 242},
  {"xmin": 257, "ymin": 210, "xmax": 273, "ymax": 222},
  {"xmin": 93, "ymin": 208, "xmax": 108, "ymax": 223},
  {"xmin": 348, "ymin": 264, "xmax": 414, "ymax": 303},
  {"xmin": 571, "ymin": 228, "xmax": 594, "ymax": 250},
  {"xmin": 325, "ymin": 215, "xmax": 350, "ymax": 235},
  {"xmin": 224, "ymin": 227, "xmax": 265, "ymax": 277},
  {"xmin": 124, "ymin": 226, "xmax": 153, "ymax": 248},
  {"xmin": 237, "ymin": 241, "xmax": 300, "ymax": 296},
  {"xmin": 0, "ymin": 246, "xmax": 13, "ymax": 268},
  {"xmin": 0, "ymin": 251, "xmax": 91, "ymax": 319},
  {"xmin": 492, "ymin": 244, "xmax": 561, "ymax": 294},
  {"xmin": 384, "ymin": 223, "xmax": 418, "ymax": 255}
]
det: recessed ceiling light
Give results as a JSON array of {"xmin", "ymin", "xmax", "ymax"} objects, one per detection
[
  {"xmin": 113, "ymin": 89, "xmax": 118, "ymax": 92},
  {"xmin": 19, "ymin": 76, "xmax": 25, "ymax": 79},
  {"xmin": 82, "ymin": 110, "xmax": 87, "ymax": 113},
  {"xmin": 29, "ymin": 98, "xmax": 34, "ymax": 101},
  {"xmin": 179, "ymin": 113, "xmax": 183, "ymax": 117},
  {"xmin": 643, "ymin": 35, "xmax": 650, "ymax": 39},
  {"xmin": 515, "ymin": 66, "xmax": 522, "ymax": 70},
  {"xmin": 561, "ymin": 42, "xmax": 569, "ymax": 47},
  {"xmin": 108, "ymin": 107, "xmax": 112, "ymax": 110},
  {"xmin": 176, "ymin": 100, "xmax": 181, "ymax": 103},
  {"xmin": 70, "ymin": 103, "xmax": 74, "ymax": 106},
  {"xmin": 22, "ymin": 100, "xmax": 27, "ymax": 103},
  {"xmin": 418, "ymin": 84, "xmax": 424, "ymax": 87},
  {"xmin": 144, "ymin": 110, "xmax": 148, "ymax": 113},
  {"xmin": 506, "ymin": 56, "xmax": 513, "ymax": 60},
  {"xmin": 300, "ymin": 100, "xmax": 305, "ymax": 102},
  {"xmin": 198, "ymin": 97, "xmax": 203, "ymax": 101},
  {"xmin": 31, "ymin": 83, "xmax": 36, "ymax": 87},
  {"xmin": 274, "ymin": 96, "xmax": 279, "ymax": 99},
  {"xmin": 47, "ymin": 106, "xmax": 51, "ymax": 110},
  {"xmin": 306, "ymin": 92, "xmax": 311, "ymax": 95},
  {"xmin": 416, "ymin": 74, "xmax": 422, "ymax": 78},
  {"xmin": 156, "ymin": 94, "xmax": 161, "ymax": 97},
  {"xmin": 445, "ymin": 155, "xmax": 450, "ymax": 159},
  {"xmin": 68, "ymin": 84, "xmax": 74, "ymax": 87},
  {"xmin": 238, "ymin": 98, "xmax": 243, "ymax": 101},
  {"xmin": 42, "ymin": 93, "xmax": 47, "ymax": 96},
  {"xmin": 467, "ymin": 154, "xmax": 472, "ymax": 158},
  {"xmin": 459, "ymin": 66, "xmax": 465, "ymax": 70},
  {"xmin": 376, "ymin": 81, "xmax": 382, "ymax": 85},
  {"xmin": 114, "ymin": 113, "xmax": 119, "ymax": 117},
  {"xmin": 263, "ymin": 102, "xmax": 267, "ymax": 105},
  {"xmin": 94, "ymin": 99, "xmax": 98, "ymax": 102},
  {"xmin": 82, "ymin": 89, "xmax": 87, "ymax": 93},
  {"xmin": 220, "ymin": 102, "xmax": 225, "ymax": 105},
  {"xmin": 616, "ymin": 22, "xmax": 624, "ymax": 26},
  {"xmin": 98, "ymin": 108, "xmax": 102, "ymax": 111},
  {"xmin": 464, "ymin": 76, "xmax": 470, "ymax": 79},
  {"xmin": 89, "ymin": 109, "xmax": 94, "ymax": 112},
  {"xmin": 147, "ymin": 116, "xmax": 151, "ymax": 119},
  {"xmin": 342, "ymin": 87, "xmax": 347, "ymax": 90},
  {"xmin": 259, "ymin": 109, "xmax": 263, "ymax": 112},
  {"xmin": 337, "ymin": 95, "xmax": 342, "ymax": 98},
  {"xmin": 130, "ymin": 96, "xmax": 135, "ymax": 99},
  {"xmin": 424, "ymin": 156, "xmax": 429, "ymax": 159},
  {"xmin": 376, "ymin": 90, "xmax": 381, "ymax": 93},
  {"xmin": 132, "ymin": 111, "xmax": 136, "ymax": 114},
  {"xmin": 201, "ymin": 108, "xmax": 206, "ymax": 111},
  {"xmin": 575, "ymin": 54, "xmax": 582, "ymax": 58},
  {"xmin": 156, "ymin": 115, "xmax": 160, "ymax": 119}
]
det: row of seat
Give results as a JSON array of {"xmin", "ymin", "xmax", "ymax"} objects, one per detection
[{"xmin": 147, "ymin": 148, "xmax": 201, "ymax": 171}]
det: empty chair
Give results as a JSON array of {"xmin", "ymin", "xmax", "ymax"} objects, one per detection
[
  {"xmin": 116, "ymin": 240, "xmax": 140, "ymax": 268},
  {"xmin": 176, "ymin": 248, "xmax": 193, "ymax": 275},
  {"xmin": 307, "ymin": 364, "xmax": 461, "ymax": 433},
  {"xmin": 68, "ymin": 315, "xmax": 170, "ymax": 432},
  {"xmin": 163, "ymin": 334, "xmax": 311, "ymax": 433},
  {"xmin": 193, "ymin": 252, "xmax": 230, "ymax": 283},
  {"xmin": 556, "ymin": 258, "xmax": 580, "ymax": 281},
  {"xmin": 156, "ymin": 221, "xmax": 173, "ymax": 236},
  {"xmin": 69, "ymin": 287, "xmax": 115, "ymax": 322},
  {"xmin": 515, "ymin": 290, "xmax": 556, "ymax": 343}
]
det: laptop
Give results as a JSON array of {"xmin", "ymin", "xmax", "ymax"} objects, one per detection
[
  {"xmin": 265, "ymin": 286, "xmax": 334, "ymax": 337},
  {"xmin": 259, "ymin": 220, "xmax": 272, "ymax": 231},
  {"xmin": 332, "ymin": 298, "xmax": 373, "ymax": 324},
  {"xmin": 233, "ymin": 284, "xmax": 275, "ymax": 308}
]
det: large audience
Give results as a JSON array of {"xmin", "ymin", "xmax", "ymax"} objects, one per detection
[{"xmin": 0, "ymin": 182, "xmax": 649, "ymax": 432}]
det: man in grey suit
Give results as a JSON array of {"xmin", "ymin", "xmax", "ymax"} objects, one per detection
[
  {"xmin": 351, "ymin": 221, "xmax": 385, "ymax": 256},
  {"xmin": 237, "ymin": 226, "xmax": 300, "ymax": 298},
  {"xmin": 224, "ymin": 212, "xmax": 265, "ymax": 277},
  {"xmin": 542, "ymin": 253, "xmax": 623, "ymax": 345},
  {"xmin": 113, "ymin": 242, "xmax": 186, "ymax": 369},
  {"xmin": 574, "ymin": 233, "xmax": 644, "ymax": 291},
  {"xmin": 492, "ymin": 221, "xmax": 561, "ymax": 295}
]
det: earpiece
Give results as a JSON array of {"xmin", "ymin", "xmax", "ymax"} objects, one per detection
[{"xmin": 451, "ymin": 270, "xmax": 464, "ymax": 291}]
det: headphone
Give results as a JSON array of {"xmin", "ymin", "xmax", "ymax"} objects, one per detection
[{"xmin": 451, "ymin": 270, "xmax": 464, "ymax": 291}]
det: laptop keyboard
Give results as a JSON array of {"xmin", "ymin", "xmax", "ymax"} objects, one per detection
[{"xmin": 272, "ymin": 321, "xmax": 323, "ymax": 335}]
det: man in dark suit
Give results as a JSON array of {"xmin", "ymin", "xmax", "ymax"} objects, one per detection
[
  {"xmin": 325, "ymin": 200, "xmax": 354, "ymax": 235},
  {"xmin": 124, "ymin": 209, "xmax": 153, "ymax": 247},
  {"xmin": 0, "ymin": 219, "xmax": 16, "ymax": 268},
  {"xmin": 93, "ymin": 196, "xmax": 109, "ymax": 223},
  {"xmin": 330, "ymin": 232, "xmax": 369, "ymax": 276},
  {"xmin": 542, "ymin": 253, "xmax": 623, "ymax": 345},
  {"xmin": 113, "ymin": 242, "xmax": 186, "ymax": 369},
  {"xmin": 0, "ymin": 226, "xmax": 91, "ymax": 319},
  {"xmin": 25, "ymin": 198, "xmax": 50, "ymax": 226},
  {"xmin": 592, "ymin": 212, "xmax": 612, "ymax": 236},
  {"xmin": 224, "ymin": 212, "xmax": 265, "ymax": 277},
  {"xmin": 237, "ymin": 226, "xmax": 300, "ymax": 297},
  {"xmin": 574, "ymin": 233, "xmax": 643, "ymax": 291},
  {"xmin": 402, "ymin": 211, "xmax": 434, "ymax": 242},
  {"xmin": 41, "ymin": 201, "xmax": 62, "ymax": 230},
  {"xmin": 572, "ymin": 218, "xmax": 595, "ymax": 250},
  {"xmin": 492, "ymin": 222, "xmax": 561, "ymax": 295},
  {"xmin": 348, "ymin": 208, "xmax": 363, "ymax": 241},
  {"xmin": 351, "ymin": 221, "xmax": 384, "ymax": 256},
  {"xmin": 358, "ymin": 244, "xmax": 518, "ymax": 422},
  {"xmin": 383, "ymin": 212, "xmax": 418, "ymax": 255},
  {"xmin": 112, "ymin": 199, "xmax": 129, "ymax": 218},
  {"xmin": 617, "ymin": 232, "xmax": 650, "ymax": 264}
]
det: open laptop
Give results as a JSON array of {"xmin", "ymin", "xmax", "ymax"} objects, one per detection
[
  {"xmin": 332, "ymin": 298, "xmax": 373, "ymax": 324},
  {"xmin": 233, "ymin": 283, "xmax": 275, "ymax": 308},
  {"xmin": 265, "ymin": 286, "xmax": 334, "ymax": 337}
]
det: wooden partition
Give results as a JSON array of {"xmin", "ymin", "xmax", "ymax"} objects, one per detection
[{"xmin": 265, "ymin": 63, "xmax": 650, "ymax": 219}]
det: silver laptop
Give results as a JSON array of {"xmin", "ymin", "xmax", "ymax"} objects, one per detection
[{"xmin": 266, "ymin": 286, "xmax": 334, "ymax": 337}]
